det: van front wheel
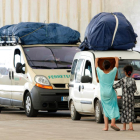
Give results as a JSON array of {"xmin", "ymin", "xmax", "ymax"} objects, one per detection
[
  {"xmin": 70, "ymin": 100, "xmax": 81, "ymax": 120},
  {"xmin": 95, "ymin": 100, "xmax": 104, "ymax": 123},
  {"xmin": 25, "ymin": 92, "xmax": 38, "ymax": 117},
  {"xmin": 0, "ymin": 107, "xmax": 3, "ymax": 113}
]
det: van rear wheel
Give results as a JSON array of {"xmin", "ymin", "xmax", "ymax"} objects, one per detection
[
  {"xmin": 95, "ymin": 100, "xmax": 104, "ymax": 123},
  {"xmin": 0, "ymin": 107, "xmax": 3, "ymax": 113},
  {"xmin": 25, "ymin": 92, "xmax": 38, "ymax": 117},
  {"xmin": 70, "ymin": 100, "xmax": 81, "ymax": 120}
]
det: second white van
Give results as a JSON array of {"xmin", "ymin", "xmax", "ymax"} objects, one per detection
[{"xmin": 69, "ymin": 50, "xmax": 140, "ymax": 123}]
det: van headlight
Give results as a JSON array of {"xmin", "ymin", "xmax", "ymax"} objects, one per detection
[{"xmin": 35, "ymin": 76, "xmax": 50, "ymax": 85}]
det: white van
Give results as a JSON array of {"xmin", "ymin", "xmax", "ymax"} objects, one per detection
[
  {"xmin": 69, "ymin": 50, "xmax": 140, "ymax": 123},
  {"xmin": 0, "ymin": 43, "xmax": 80, "ymax": 117}
]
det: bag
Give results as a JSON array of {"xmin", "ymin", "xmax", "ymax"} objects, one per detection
[
  {"xmin": 0, "ymin": 22, "xmax": 80, "ymax": 45},
  {"xmin": 0, "ymin": 24, "xmax": 16, "ymax": 36},
  {"xmin": 80, "ymin": 12, "xmax": 137, "ymax": 51}
]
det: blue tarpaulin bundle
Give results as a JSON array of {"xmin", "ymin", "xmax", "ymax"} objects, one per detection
[
  {"xmin": 0, "ymin": 22, "xmax": 80, "ymax": 45},
  {"xmin": 0, "ymin": 24, "xmax": 16, "ymax": 36},
  {"xmin": 80, "ymin": 12, "xmax": 137, "ymax": 51}
]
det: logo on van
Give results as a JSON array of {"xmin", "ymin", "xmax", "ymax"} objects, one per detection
[{"xmin": 48, "ymin": 75, "xmax": 70, "ymax": 79}]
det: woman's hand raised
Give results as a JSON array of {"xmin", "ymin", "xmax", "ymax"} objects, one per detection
[
  {"xmin": 95, "ymin": 58, "xmax": 99, "ymax": 68},
  {"xmin": 115, "ymin": 57, "xmax": 119, "ymax": 68}
]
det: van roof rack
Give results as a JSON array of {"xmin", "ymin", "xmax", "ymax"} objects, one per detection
[{"xmin": 0, "ymin": 36, "xmax": 21, "ymax": 46}]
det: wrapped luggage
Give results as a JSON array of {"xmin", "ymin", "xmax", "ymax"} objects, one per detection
[
  {"xmin": 80, "ymin": 12, "xmax": 137, "ymax": 51},
  {"xmin": 0, "ymin": 22, "xmax": 80, "ymax": 45}
]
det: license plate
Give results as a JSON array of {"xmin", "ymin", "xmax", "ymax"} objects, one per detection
[
  {"xmin": 134, "ymin": 103, "xmax": 140, "ymax": 108},
  {"xmin": 61, "ymin": 96, "xmax": 68, "ymax": 101}
]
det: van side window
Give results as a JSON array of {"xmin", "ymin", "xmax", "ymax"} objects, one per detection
[
  {"xmin": 75, "ymin": 59, "xmax": 84, "ymax": 83},
  {"xmin": 84, "ymin": 60, "xmax": 92, "ymax": 77},
  {"xmin": 14, "ymin": 49, "xmax": 25, "ymax": 68},
  {"xmin": 0, "ymin": 49, "xmax": 12, "ymax": 75},
  {"xmin": 70, "ymin": 59, "xmax": 78, "ymax": 81}
]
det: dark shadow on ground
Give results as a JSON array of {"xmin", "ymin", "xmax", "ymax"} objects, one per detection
[{"xmin": 1, "ymin": 108, "xmax": 140, "ymax": 123}]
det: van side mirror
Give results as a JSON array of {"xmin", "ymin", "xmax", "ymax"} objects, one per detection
[
  {"xmin": 81, "ymin": 76, "xmax": 92, "ymax": 83},
  {"xmin": 16, "ymin": 63, "xmax": 25, "ymax": 74}
]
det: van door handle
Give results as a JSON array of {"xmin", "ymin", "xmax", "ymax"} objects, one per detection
[
  {"xmin": 82, "ymin": 85, "xmax": 84, "ymax": 89},
  {"xmin": 12, "ymin": 71, "xmax": 14, "ymax": 79},
  {"xmin": 79, "ymin": 85, "xmax": 81, "ymax": 92},
  {"xmin": 9, "ymin": 71, "xmax": 11, "ymax": 79}
]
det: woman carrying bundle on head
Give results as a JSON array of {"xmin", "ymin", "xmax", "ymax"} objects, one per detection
[{"xmin": 95, "ymin": 57, "xmax": 120, "ymax": 131}]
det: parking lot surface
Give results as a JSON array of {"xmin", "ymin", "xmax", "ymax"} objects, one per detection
[{"xmin": 0, "ymin": 109, "xmax": 140, "ymax": 140}]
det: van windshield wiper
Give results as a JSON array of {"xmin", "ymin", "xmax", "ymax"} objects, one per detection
[
  {"xmin": 31, "ymin": 66, "xmax": 52, "ymax": 69},
  {"xmin": 56, "ymin": 61, "xmax": 72, "ymax": 64},
  {"xmin": 28, "ymin": 60, "xmax": 72, "ymax": 64},
  {"xmin": 56, "ymin": 67, "xmax": 71, "ymax": 69},
  {"xmin": 28, "ymin": 60, "xmax": 55, "ymax": 62}
]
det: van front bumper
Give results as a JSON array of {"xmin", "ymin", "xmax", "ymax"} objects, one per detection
[
  {"xmin": 117, "ymin": 98, "xmax": 140, "ymax": 116},
  {"xmin": 30, "ymin": 86, "xmax": 69, "ymax": 110}
]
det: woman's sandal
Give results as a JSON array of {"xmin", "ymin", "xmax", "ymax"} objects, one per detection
[{"xmin": 111, "ymin": 126, "xmax": 120, "ymax": 131}]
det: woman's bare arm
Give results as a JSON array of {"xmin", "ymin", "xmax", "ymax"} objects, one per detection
[
  {"xmin": 95, "ymin": 58, "xmax": 99, "ymax": 68},
  {"xmin": 115, "ymin": 57, "xmax": 119, "ymax": 68}
]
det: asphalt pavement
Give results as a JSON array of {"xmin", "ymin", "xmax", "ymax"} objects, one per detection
[{"xmin": 0, "ymin": 109, "xmax": 140, "ymax": 140}]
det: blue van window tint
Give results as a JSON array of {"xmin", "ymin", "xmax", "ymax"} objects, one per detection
[
  {"xmin": 75, "ymin": 59, "xmax": 84, "ymax": 83},
  {"xmin": 70, "ymin": 59, "xmax": 78, "ymax": 81},
  {"xmin": 23, "ymin": 46, "xmax": 80, "ymax": 69},
  {"xmin": 118, "ymin": 59, "xmax": 140, "ymax": 80},
  {"xmin": 0, "ymin": 49, "xmax": 12, "ymax": 75},
  {"xmin": 84, "ymin": 60, "xmax": 92, "ymax": 77}
]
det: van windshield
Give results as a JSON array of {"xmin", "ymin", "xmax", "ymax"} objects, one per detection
[
  {"xmin": 23, "ymin": 46, "xmax": 80, "ymax": 69},
  {"xmin": 118, "ymin": 59, "xmax": 140, "ymax": 80}
]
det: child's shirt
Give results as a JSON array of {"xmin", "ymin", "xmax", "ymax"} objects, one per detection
[
  {"xmin": 113, "ymin": 77, "xmax": 137, "ymax": 95},
  {"xmin": 113, "ymin": 76, "xmax": 137, "ymax": 123}
]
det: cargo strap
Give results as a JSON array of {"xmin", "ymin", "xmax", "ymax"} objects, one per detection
[
  {"xmin": 20, "ymin": 25, "xmax": 45, "ymax": 39},
  {"xmin": 111, "ymin": 14, "xmax": 119, "ymax": 47}
]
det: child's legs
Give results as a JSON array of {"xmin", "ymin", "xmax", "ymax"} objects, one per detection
[
  {"xmin": 129, "ymin": 122, "xmax": 133, "ymax": 129},
  {"xmin": 123, "ymin": 123, "xmax": 126, "ymax": 130}
]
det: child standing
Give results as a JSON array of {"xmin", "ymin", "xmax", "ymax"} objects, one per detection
[{"xmin": 113, "ymin": 65, "xmax": 137, "ymax": 131}]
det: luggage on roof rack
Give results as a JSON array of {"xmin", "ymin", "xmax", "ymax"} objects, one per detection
[
  {"xmin": 0, "ymin": 22, "xmax": 80, "ymax": 45},
  {"xmin": 80, "ymin": 12, "xmax": 137, "ymax": 51}
]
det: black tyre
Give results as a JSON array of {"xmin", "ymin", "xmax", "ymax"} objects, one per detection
[
  {"xmin": 70, "ymin": 100, "xmax": 81, "ymax": 120},
  {"xmin": 24, "ymin": 92, "xmax": 38, "ymax": 117},
  {"xmin": 95, "ymin": 100, "xmax": 104, "ymax": 123},
  {"xmin": 0, "ymin": 107, "xmax": 3, "ymax": 113}
]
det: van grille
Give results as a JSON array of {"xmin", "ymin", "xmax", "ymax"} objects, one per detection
[
  {"xmin": 58, "ymin": 101, "xmax": 68, "ymax": 109},
  {"xmin": 53, "ymin": 84, "xmax": 65, "ymax": 88},
  {"xmin": 55, "ymin": 93, "xmax": 69, "ymax": 96}
]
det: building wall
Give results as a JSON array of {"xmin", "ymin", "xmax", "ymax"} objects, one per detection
[
  {"xmin": 103, "ymin": 0, "xmax": 140, "ymax": 48},
  {"xmin": 0, "ymin": 0, "xmax": 140, "ymax": 49},
  {"xmin": 0, "ymin": 0, "xmax": 103, "ymax": 41}
]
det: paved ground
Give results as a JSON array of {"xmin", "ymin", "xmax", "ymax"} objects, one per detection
[{"xmin": 0, "ymin": 109, "xmax": 140, "ymax": 140}]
